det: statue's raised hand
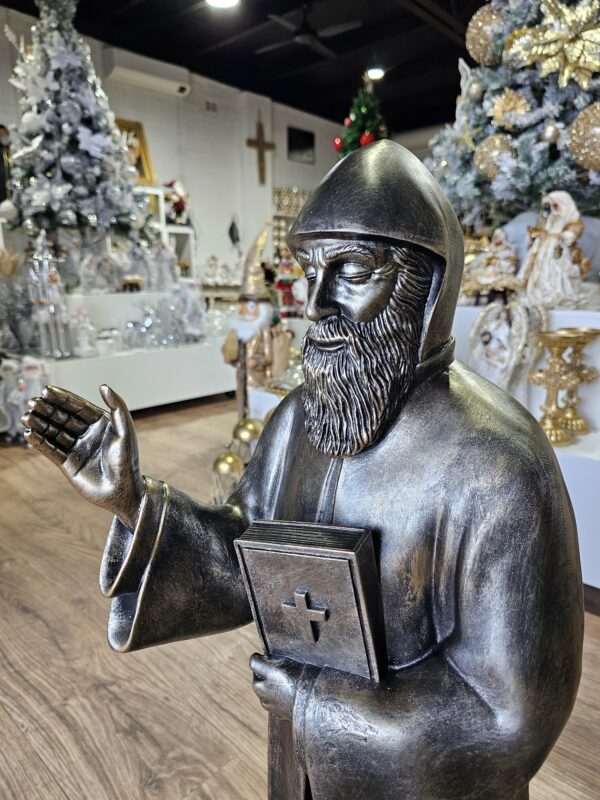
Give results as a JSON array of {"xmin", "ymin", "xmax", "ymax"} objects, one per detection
[{"xmin": 22, "ymin": 385, "xmax": 144, "ymax": 530}]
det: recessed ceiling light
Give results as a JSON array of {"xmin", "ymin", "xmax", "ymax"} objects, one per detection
[
  {"xmin": 366, "ymin": 67, "xmax": 385, "ymax": 80},
  {"xmin": 207, "ymin": 0, "xmax": 239, "ymax": 8}
]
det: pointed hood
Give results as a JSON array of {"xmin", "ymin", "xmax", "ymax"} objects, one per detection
[
  {"xmin": 287, "ymin": 140, "xmax": 464, "ymax": 363},
  {"xmin": 239, "ymin": 222, "xmax": 271, "ymax": 302}
]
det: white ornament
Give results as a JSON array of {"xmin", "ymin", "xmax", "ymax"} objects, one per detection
[
  {"xmin": 20, "ymin": 110, "xmax": 45, "ymax": 135},
  {"xmin": 0, "ymin": 199, "xmax": 19, "ymax": 223}
]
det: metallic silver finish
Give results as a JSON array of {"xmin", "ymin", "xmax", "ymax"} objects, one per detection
[{"xmin": 22, "ymin": 141, "xmax": 582, "ymax": 800}]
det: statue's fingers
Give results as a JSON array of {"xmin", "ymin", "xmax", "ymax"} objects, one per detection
[
  {"xmin": 99, "ymin": 385, "xmax": 132, "ymax": 439},
  {"xmin": 25, "ymin": 400, "xmax": 90, "ymax": 438},
  {"xmin": 62, "ymin": 415, "xmax": 89, "ymax": 437},
  {"xmin": 249, "ymin": 652, "xmax": 273, "ymax": 679},
  {"xmin": 23, "ymin": 429, "xmax": 68, "ymax": 466},
  {"xmin": 42, "ymin": 386, "xmax": 104, "ymax": 424},
  {"xmin": 22, "ymin": 414, "xmax": 76, "ymax": 452},
  {"xmin": 28, "ymin": 396, "xmax": 58, "ymax": 421}
]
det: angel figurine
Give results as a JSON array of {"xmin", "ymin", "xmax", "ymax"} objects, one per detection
[{"xmin": 521, "ymin": 191, "xmax": 591, "ymax": 307}]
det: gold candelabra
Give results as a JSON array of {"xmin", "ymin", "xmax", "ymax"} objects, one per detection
[
  {"xmin": 530, "ymin": 329, "xmax": 600, "ymax": 446},
  {"xmin": 557, "ymin": 328, "xmax": 600, "ymax": 435}
]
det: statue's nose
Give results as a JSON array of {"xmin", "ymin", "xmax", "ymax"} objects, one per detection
[{"xmin": 305, "ymin": 271, "xmax": 340, "ymax": 321}]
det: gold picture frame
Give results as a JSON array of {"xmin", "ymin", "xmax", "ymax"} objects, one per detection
[{"xmin": 116, "ymin": 118, "xmax": 157, "ymax": 186}]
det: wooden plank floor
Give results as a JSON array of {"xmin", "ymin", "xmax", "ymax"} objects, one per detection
[{"xmin": 0, "ymin": 393, "xmax": 598, "ymax": 799}]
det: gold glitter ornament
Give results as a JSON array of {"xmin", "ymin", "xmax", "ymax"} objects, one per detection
[
  {"xmin": 490, "ymin": 89, "xmax": 531, "ymax": 129},
  {"xmin": 568, "ymin": 102, "xmax": 600, "ymax": 169},
  {"xmin": 474, "ymin": 133, "xmax": 515, "ymax": 178},
  {"xmin": 466, "ymin": 4, "xmax": 503, "ymax": 66},
  {"xmin": 503, "ymin": 0, "xmax": 600, "ymax": 90}
]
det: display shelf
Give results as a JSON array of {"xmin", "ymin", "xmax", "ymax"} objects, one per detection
[
  {"xmin": 44, "ymin": 340, "xmax": 235, "ymax": 412},
  {"xmin": 166, "ymin": 224, "xmax": 197, "ymax": 278}
]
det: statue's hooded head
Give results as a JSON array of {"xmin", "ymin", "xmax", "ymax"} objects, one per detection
[{"xmin": 287, "ymin": 140, "xmax": 464, "ymax": 457}]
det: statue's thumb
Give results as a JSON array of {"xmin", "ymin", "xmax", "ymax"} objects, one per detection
[{"xmin": 100, "ymin": 384, "xmax": 130, "ymax": 438}]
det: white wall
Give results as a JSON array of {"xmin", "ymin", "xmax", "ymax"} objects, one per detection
[
  {"xmin": 392, "ymin": 124, "xmax": 446, "ymax": 160},
  {"xmin": 0, "ymin": 6, "xmax": 340, "ymax": 265}
]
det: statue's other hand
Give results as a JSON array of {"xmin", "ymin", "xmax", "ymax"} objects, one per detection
[
  {"xmin": 22, "ymin": 384, "xmax": 143, "ymax": 530},
  {"xmin": 250, "ymin": 653, "xmax": 303, "ymax": 720}
]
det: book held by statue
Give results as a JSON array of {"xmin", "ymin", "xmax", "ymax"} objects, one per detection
[{"xmin": 234, "ymin": 520, "xmax": 385, "ymax": 682}]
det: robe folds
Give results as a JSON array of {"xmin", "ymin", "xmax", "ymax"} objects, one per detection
[{"xmin": 99, "ymin": 358, "xmax": 583, "ymax": 800}]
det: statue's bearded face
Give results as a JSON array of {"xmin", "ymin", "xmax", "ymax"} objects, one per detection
[{"xmin": 295, "ymin": 239, "xmax": 434, "ymax": 457}]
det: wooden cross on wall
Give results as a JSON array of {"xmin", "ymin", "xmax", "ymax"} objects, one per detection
[{"xmin": 246, "ymin": 118, "xmax": 275, "ymax": 186}]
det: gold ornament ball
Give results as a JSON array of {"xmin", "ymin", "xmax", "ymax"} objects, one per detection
[
  {"xmin": 212, "ymin": 451, "xmax": 244, "ymax": 477},
  {"xmin": 232, "ymin": 417, "xmax": 264, "ymax": 443},
  {"xmin": 568, "ymin": 103, "xmax": 600, "ymax": 170},
  {"xmin": 467, "ymin": 80, "xmax": 484, "ymax": 101},
  {"xmin": 540, "ymin": 124, "xmax": 560, "ymax": 144},
  {"xmin": 474, "ymin": 133, "xmax": 515, "ymax": 179},
  {"xmin": 466, "ymin": 4, "xmax": 502, "ymax": 66}
]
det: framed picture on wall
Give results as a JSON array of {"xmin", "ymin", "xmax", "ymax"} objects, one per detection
[
  {"xmin": 116, "ymin": 118, "xmax": 157, "ymax": 185},
  {"xmin": 287, "ymin": 126, "xmax": 315, "ymax": 164}
]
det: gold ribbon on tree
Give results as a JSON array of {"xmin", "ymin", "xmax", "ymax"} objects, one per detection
[{"xmin": 503, "ymin": 0, "xmax": 600, "ymax": 90}]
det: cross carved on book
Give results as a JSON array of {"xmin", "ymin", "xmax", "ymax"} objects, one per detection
[
  {"xmin": 246, "ymin": 118, "xmax": 275, "ymax": 185},
  {"xmin": 282, "ymin": 588, "xmax": 329, "ymax": 643}
]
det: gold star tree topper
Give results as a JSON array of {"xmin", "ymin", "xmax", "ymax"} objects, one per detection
[{"xmin": 503, "ymin": 0, "xmax": 600, "ymax": 89}]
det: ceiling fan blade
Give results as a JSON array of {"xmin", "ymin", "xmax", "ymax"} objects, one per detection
[
  {"xmin": 306, "ymin": 38, "xmax": 336, "ymax": 59},
  {"xmin": 268, "ymin": 14, "xmax": 297, "ymax": 33},
  {"xmin": 255, "ymin": 39, "xmax": 292, "ymax": 55},
  {"xmin": 318, "ymin": 20, "xmax": 363, "ymax": 38}
]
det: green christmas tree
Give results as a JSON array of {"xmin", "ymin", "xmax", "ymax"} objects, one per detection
[
  {"xmin": 334, "ymin": 76, "xmax": 388, "ymax": 158},
  {"xmin": 427, "ymin": 0, "xmax": 600, "ymax": 233}
]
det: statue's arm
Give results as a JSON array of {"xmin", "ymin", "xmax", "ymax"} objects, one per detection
[
  {"xmin": 296, "ymin": 463, "xmax": 584, "ymax": 799},
  {"xmin": 99, "ymin": 391, "xmax": 296, "ymax": 653}
]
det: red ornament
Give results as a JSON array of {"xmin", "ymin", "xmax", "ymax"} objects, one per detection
[
  {"xmin": 333, "ymin": 136, "xmax": 343, "ymax": 152},
  {"xmin": 344, "ymin": 116, "xmax": 352, "ymax": 127},
  {"xmin": 360, "ymin": 131, "xmax": 376, "ymax": 147}
]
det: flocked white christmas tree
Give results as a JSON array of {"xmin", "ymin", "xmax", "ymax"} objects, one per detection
[
  {"xmin": 0, "ymin": 0, "xmax": 140, "ymax": 236},
  {"xmin": 427, "ymin": 0, "xmax": 600, "ymax": 233}
]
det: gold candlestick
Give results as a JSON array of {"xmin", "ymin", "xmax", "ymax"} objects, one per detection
[
  {"xmin": 530, "ymin": 331, "xmax": 582, "ymax": 446},
  {"xmin": 556, "ymin": 328, "xmax": 600, "ymax": 434}
]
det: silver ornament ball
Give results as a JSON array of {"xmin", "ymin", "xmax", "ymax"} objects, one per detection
[
  {"xmin": 540, "ymin": 124, "xmax": 560, "ymax": 144},
  {"xmin": 468, "ymin": 81, "xmax": 484, "ymax": 102}
]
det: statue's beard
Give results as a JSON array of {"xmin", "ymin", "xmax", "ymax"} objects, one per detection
[{"xmin": 302, "ymin": 278, "xmax": 425, "ymax": 458}]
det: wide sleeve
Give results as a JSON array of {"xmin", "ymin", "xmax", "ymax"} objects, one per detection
[
  {"xmin": 294, "ymin": 444, "xmax": 584, "ymax": 800},
  {"xmin": 99, "ymin": 390, "xmax": 299, "ymax": 653}
]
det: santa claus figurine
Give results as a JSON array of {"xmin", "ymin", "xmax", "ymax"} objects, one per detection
[
  {"xmin": 4, "ymin": 356, "xmax": 46, "ymax": 444},
  {"xmin": 222, "ymin": 224, "xmax": 290, "ymax": 418},
  {"xmin": 521, "ymin": 191, "xmax": 591, "ymax": 307}
]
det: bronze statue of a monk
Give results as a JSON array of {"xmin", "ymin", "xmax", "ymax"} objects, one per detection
[{"xmin": 23, "ymin": 141, "xmax": 583, "ymax": 800}]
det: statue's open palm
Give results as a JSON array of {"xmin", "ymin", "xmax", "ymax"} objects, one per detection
[{"xmin": 22, "ymin": 385, "xmax": 143, "ymax": 530}]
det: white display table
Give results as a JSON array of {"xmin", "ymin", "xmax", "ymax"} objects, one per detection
[
  {"xmin": 41, "ymin": 291, "xmax": 236, "ymax": 410},
  {"xmin": 453, "ymin": 303, "xmax": 600, "ymax": 589},
  {"xmin": 44, "ymin": 340, "xmax": 235, "ymax": 412}
]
